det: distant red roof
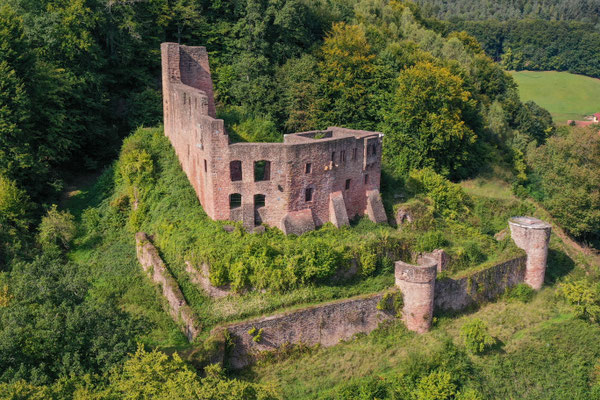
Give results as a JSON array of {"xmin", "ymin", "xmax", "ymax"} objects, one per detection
[{"xmin": 568, "ymin": 120, "xmax": 597, "ymax": 127}]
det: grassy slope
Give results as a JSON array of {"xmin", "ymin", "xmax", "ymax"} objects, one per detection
[
  {"xmin": 510, "ymin": 70, "xmax": 600, "ymax": 122},
  {"xmin": 244, "ymin": 180, "xmax": 600, "ymax": 399}
]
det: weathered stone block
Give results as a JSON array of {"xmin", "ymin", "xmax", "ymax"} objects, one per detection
[
  {"xmin": 366, "ymin": 189, "xmax": 387, "ymax": 224},
  {"xmin": 329, "ymin": 191, "xmax": 350, "ymax": 227},
  {"xmin": 280, "ymin": 209, "xmax": 316, "ymax": 236}
]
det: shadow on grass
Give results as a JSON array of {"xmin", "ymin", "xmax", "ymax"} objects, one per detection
[{"xmin": 545, "ymin": 248, "xmax": 576, "ymax": 284}]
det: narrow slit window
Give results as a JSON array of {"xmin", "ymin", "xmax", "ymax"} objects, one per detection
[
  {"xmin": 204, "ymin": 159, "xmax": 207, "ymax": 173},
  {"xmin": 254, "ymin": 194, "xmax": 265, "ymax": 208},
  {"xmin": 229, "ymin": 193, "xmax": 242, "ymax": 209},
  {"xmin": 345, "ymin": 179, "xmax": 351, "ymax": 190},
  {"xmin": 341, "ymin": 150, "xmax": 346, "ymax": 162},
  {"xmin": 305, "ymin": 163, "xmax": 312, "ymax": 174},
  {"xmin": 305, "ymin": 188, "xmax": 313, "ymax": 202},
  {"xmin": 254, "ymin": 160, "xmax": 271, "ymax": 181},
  {"xmin": 331, "ymin": 152, "xmax": 336, "ymax": 162},
  {"xmin": 352, "ymin": 148, "xmax": 357, "ymax": 160},
  {"xmin": 364, "ymin": 174, "xmax": 369, "ymax": 184}
]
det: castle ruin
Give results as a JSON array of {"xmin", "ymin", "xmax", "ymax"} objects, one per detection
[{"xmin": 161, "ymin": 42, "xmax": 386, "ymax": 234}]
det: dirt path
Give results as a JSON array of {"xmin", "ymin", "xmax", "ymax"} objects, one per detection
[{"xmin": 59, "ymin": 171, "xmax": 103, "ymax": 209}]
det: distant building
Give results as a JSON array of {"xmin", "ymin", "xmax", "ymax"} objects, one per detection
[
  {"xmin": 567, "ymin": 112, "xmax": 600, "ymax": 127},
  {"xmin": 161, "ymin": 43, "xmax": 387, "ymax": 235}
]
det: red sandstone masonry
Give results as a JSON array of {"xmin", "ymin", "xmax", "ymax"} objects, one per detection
[
  {"xmin": 214, "ymin": 293, "xmax": 393, "ymax": 369},
  {"xmin": 135, "ymin": 232, "xmax": 200, "ymax": 341},
  {"xmin": 509, "ymin": 216, "xmax": 552, "ymax": 290},
  {"xmin": 216, "ymin": 254, "xmax": 530, "ymax": 368},
  {"xmin": 161, "ymin": 42, "xmax": 386, "ymax": 233},
  {"xmin": 395, "ymin": 257, "xmax": 437, "ymax": 333}
]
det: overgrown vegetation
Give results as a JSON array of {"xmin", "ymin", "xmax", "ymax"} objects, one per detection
[{"xmin": 0, "ymin": 0, "xmax": 598, "ymax": 398}]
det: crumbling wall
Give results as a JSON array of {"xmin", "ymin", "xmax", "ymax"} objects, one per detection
[
  {"xmin": 136, "ymin": 232, "xmax": 200, "ymax": 340},
  {"xmin": 161, "ymin": 42, "xmax": 385, "ymax": 234},
  {"xmin": 217, "ymin": 293, "xmax": 394, "ymax": 369},
  {"xmin": 206, "ymin": 254, "xmax": 533, "ymax": 368},
  {"xmin": 434, "ymin": 256, "xmax": 527, "ymax": 312}
]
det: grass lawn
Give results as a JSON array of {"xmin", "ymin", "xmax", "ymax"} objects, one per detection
[{"xmin": 509, "ymin": 70, "xmax": 600, "ymax": 123}]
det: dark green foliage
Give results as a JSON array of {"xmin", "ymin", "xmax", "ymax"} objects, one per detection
[
  {"xmin": 504, "ymin": 283, "xmax": 536, "ymax": 303},
  {"xmin": 525, "ymin": 127, "xmax": 600, "ymax": 242},
  {"xmin": 0, "ymin": 252, "xmax": 146, "ymax": 384}
]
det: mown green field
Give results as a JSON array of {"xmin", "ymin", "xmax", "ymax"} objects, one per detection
[{"xmin": 509, "ymin": 70, "xmax": 600, "ymax": 122}]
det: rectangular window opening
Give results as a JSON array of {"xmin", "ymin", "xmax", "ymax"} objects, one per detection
[
  {"xmin": 229, "ymin": 193, "xmax": 242, "ymax": 209},
  {"xmin": 204, "ymin": 159, "xmax": 207, "ymax": 173},
  {"xmin": 254, "ymin": 160, "xmax": 271, "ymax": 181},
  {"xmin": 364, "ymin": 174, "xmax": 369, "ymax": 184},
  {"xmin": 305, "ymin": 188, "xmax": 313, "ymax": 202},
  {"xmin": 352, "ymin": 148, "xmax": 357, "ymax": 160},
  {"xmin": 254, "ymin": 194, "xmax": 265, "ymax": 208},
  {"xmin": 305, "ymin": 163, "xmax": 312, "ymax": 174},
  {"xmin": 331, "ymin": 152, "xmax": 336, "ymax": 162},
  {"xmin": 230, "ymin": 160, "xmax": 242, "ymax": 181},
  {"xmin": 341, "ymin": 150, "xmax": 346, "ymax": 162},
  {"xmin": 345, "ymin": 179, "xmax": 351, "ymax": 190}
]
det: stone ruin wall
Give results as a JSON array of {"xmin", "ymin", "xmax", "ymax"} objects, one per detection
[
  {"xmin": 135, "ymin": 232, "xmax": 200, "ymax": 341},
  {"xmin": 434, "ymin": 256, "xmax": 526, "ymax": 312},
  {"xmin": 161, "ymin": 42, "xmax": 385, "ymax": 233},
  {"xmin": 218, "ymin": 293, "xmax": 394, "ymax": 369},
  {"xmin": 134, "ymin": 217, "xmax": 550, "ymax": 363},
  {"xmin": 216, "ymin": 254, "xmax": 530, "ymax": 368}
]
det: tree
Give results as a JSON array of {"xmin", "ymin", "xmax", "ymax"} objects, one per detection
[
  {"xmin": 0, "ymin": 175, "xmax": 31, "ymax": 265},
  {"xmin": 381, "ymin": 61, "xmax": 479, "ymax": 178},
  {"xmin": 317, "ymin": 23, "xmax": 383, "ymax": 130},
  {"xmin": 526, "ymin": 126, "xmax": 600, "ymax": 241}
]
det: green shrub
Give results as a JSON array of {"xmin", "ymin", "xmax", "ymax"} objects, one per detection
[
  {"xmin": 416, "ymin": 231, "xmax": 447, "ymax": 253},
  {"xmin": 460, "ymin": 319, "xmax": 497, "ymax": 354},
  {"xmin": 408, "ymin": 168, "xmax": 471, "ymax": 219},
  {"xmin": 377, "ymin": 290, "xmax": 404, "ymax": 316},
  {"xmin": 452, "ymin": 241, "xmax": 485, "ymax": 269},
  {"xmin": 38, "ymin": 205, "xmax": 76, "ymax": 250},
  {"xmin": 559, "ymin": 280, "xmax": 600, "ymax": 323},
  {"xmin": 504, "ymin": 283, "xmax": 535, "ymax": 303},
  {"xmin": 413, "ymin": 370, "xmax": 457, "ymax": 400}
]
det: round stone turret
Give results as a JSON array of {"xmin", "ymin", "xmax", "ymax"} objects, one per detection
[
  {"xmin": 508, "ymin": 216, "xmax": 552, "ymax": 290},
  {"xmin": 395, "ymin": 257, "xmax": 437, "ymax": 333}
]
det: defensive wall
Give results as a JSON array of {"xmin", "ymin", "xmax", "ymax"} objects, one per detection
[
  {"xmin": 161, "ymin": 42, "xmax": 386, "ymax": 234},
  {"xmin": 135, "ymin": 232, "xmax": 200, "ymax": 341},
  {"xmin": 135, "ymin": 217, "xmax": 552, "ymax": 368}
]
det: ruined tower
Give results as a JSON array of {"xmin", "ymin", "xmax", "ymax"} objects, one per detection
[
  {"xmin": 395, "ymin": 257, "xmax": 437, "ymax": 333},
  {"xmin": 508, "ymin": 216, "xmax": 552, "ymax": 290}
]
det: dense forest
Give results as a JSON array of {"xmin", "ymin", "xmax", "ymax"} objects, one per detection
[
  {"xmin": 414, "ymin": 0, "xmax": 600, "ymax": 23},
  {"xmin": 0, "ymin": 0, "xmax": 599, "ymax": 398},
  {"xmin": 414, "ymin": 0, "xmax": 600, "ymax": 78}
]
